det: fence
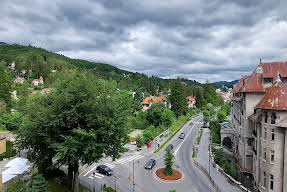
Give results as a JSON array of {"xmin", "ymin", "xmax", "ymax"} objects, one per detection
[{"xmin": 193, "ymin": 160, "xmax": 221, "ymax": 192}]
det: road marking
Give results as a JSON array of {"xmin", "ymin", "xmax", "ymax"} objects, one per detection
[
  {"xmin": 80, "ymin": 169, "xmax": 87, "ymax": 175},
  {"xmin": 174, "ymin": 122, "xmax": 196, "ymax": 156},
  {"xmin": 104, "ymin": 162, "xmax": 115, "ymax": 168},
  {"xmin": 88, "ymin": 172, "xmax": 105, "ymax": 179},
  {"xmin": 116, "ymin": 154, "xmax": 144, "ymax": 164},
  {"xmin": 83, "ymin": 165, "xmax": 98, "ymax": 177}
]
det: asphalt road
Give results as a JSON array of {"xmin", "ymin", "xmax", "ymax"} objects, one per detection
[{"xmin": 81, "ymin": 115, "xmax": 215, "ymax": 192}]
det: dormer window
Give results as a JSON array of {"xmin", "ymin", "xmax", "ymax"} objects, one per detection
[
  {"xmin": 282, "ymin": 77, "xmax": 287, "ymax": 83},
  {"xmin": 263, "ymin": 78, "xmax": 273, "ymax": 84}
]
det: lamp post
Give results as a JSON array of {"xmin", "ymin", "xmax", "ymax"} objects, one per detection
[
  {"xmin": 132, "ymin": 159, "xmax": 135, "ymax": 192},
  {"xmin": 92, "ymin": 172, "xmax": 95, "ymax": 192}
]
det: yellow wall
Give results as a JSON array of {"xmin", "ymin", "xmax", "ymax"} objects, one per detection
[{"xmin": 0, "ymin": 139, "xmax": 6, "ymax": 155}]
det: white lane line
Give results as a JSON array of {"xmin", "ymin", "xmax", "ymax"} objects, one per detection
[
  {"xmin": 116, "ymin": 156, "xmax": 131, "ymax": 163},
  {"xmin": 119, "ymin": 155, "xmax": 142, "ymax": 163},
  {"xmin": 174, "ymin": 122, "xmax": 196, "ymax": 156},
  {"xmin": 83, "ymin": 165, "xmax": 98, "ymax": 177},
  {"xmin": 89, "ymin": 172, "xmax": 104, "ymax": 179},
  {"xmin": 104, "ymin": 163, "xmax": 115, "ymax": 168},
  {"xmin": 117, "ymin": 154, "xmax": 143, "ymax": 164}
]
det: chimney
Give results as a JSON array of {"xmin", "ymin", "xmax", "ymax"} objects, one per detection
[{"xmin": 260, "ymin": 58, "xmax": 262, "ymax": 64}]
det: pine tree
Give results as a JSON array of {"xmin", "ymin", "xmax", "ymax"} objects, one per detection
[
  {"xmin": 164, "ymin": 148, "xmax": 174, "ymax": 176},
  {"xmin": 170, "ymin": 78, "xmax": 188, "ymax": 117},
  {"xmin": 31, "ymin": 174, "xmax": 49, "ymax": 192}
]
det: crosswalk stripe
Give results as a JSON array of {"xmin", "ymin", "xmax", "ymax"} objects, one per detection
[
  {"xmin": 104, "ymin": 163, "xmax": 115, "ymax": 168},
  {"xmin": 116, "ymin": 156, "xmax": 131, "ymax": 163},
  {"xmin": 89, "ymin": 172, "xmax": 105, "ymax": 179},
  {"xmin": 117, "ymin": 154, "xmax": 144, "ymax": 164}
]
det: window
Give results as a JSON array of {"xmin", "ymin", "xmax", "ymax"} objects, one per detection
[
  {"xmin": 264, "ymin": 112, "xmax": 268, "ymax": 123},
  {"xmin": 263, "ymin": 78, "xmax": 273, "ymax": 84},
  {"xmin": 264, "ymin": 127, "xmax": 267, "ymax": 139},
  {"xmin": 263, "ymin": 171, "xmax": 266, "ymax": 187},
  {"xmin": 263, "ymin": 148, "xmax": 266, "ymax": 160},
  {"xmin": 271, "ymin": 129, "xmax": 275, "ymax": 141},
  {"xmin": 271, "ymin": 113, "xmax": 276, "ymax": 124},
  {"xmin": 270, "ymin": 150, "xmax": 274, "ymax": 163},
  {"xmin": 270, "ymin": 174, "xmax": 274, "ymax": 191},
  {"xmin": 247, "ymin": 139, "xmax": 252, "ymax": 146}
]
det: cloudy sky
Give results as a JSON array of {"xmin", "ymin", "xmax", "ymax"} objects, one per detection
[{"xmin": 1, "ymin": 0, "xmax": 287, "ymax": 82}]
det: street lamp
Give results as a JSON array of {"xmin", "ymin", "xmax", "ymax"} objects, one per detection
[{"xmin": 92, "ymin": 172, "xmax": 95, "ymax": 192}]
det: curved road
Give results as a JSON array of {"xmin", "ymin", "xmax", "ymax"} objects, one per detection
[{"xmin": 82, "ymin": 115, "xmax": 215, "ymax": 192}]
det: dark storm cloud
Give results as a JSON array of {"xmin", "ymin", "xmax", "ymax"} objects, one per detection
[{"xmin": 1, "ymin": 0, "xmax": 287, "ymax": 82}]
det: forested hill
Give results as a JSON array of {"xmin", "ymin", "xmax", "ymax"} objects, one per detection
[{"xmin": 0, "ymin": 43, "xmax": 202, "ymax": 95}]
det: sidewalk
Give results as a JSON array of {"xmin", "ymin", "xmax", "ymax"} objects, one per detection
[{"xmin": 196, "ymin": 128, "xmax": 241, "ymax": 192}]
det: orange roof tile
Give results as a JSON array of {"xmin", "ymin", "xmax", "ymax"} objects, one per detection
[
  {"xmin": 187, "ymin": 96, "xmax": 195, "ymax": 102},
  {"xmin": 242, "ymin": 61, "xmax": 287, "ymax": 93},
  {"xmin": 256, "ymin": 81, "xmax": 287, "ymax": 110},
  {"xmin": 231, "ymin": 75, "xmax": 250, "ymax": 94}
]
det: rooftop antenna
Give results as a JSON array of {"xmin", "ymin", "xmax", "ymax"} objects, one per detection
[{"xmin": 276, "ymin": 71, "xmax": 281, "ymax": 83}]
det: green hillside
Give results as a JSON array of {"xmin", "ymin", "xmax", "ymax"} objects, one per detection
[{"xmin": 0, "ymin": 43, "xmax": 223, "ymax": 107}]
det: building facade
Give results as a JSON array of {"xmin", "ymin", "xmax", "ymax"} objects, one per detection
[{"xmin": 231, "ymin": 61, "xmax": 287, "ymax": 192}]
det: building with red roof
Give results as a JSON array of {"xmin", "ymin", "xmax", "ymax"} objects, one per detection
[
  {"xmin": 231, "ymin": 61, "xmax": 287, "ymax": 192},
  {"xmin": 187, "ymin": 96, "xmax": 196, "ymax": 108},
  {"xmin": 141, "ymin": 94, "xmax": 166, "ymax": 111}
]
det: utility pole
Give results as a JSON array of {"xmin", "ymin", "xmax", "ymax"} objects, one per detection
[
  {"xmin": 92, "ymin": 173, "xmax": 95, "ymax": 192},
  {"xmin": 209, "ymin": 143, "xmax": 210, "ymax": 176},
  {"xmin": 114, "ymin": 175, "xmax": 117, "ymax": 191},
  {"xmin": 133, "ymin": 159, "xmax": 135, "ymax": 192}
]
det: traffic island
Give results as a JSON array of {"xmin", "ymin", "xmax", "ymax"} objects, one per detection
[{"xmin": 155, "ymin": 168, "xmax": 182, "ymax": 180}]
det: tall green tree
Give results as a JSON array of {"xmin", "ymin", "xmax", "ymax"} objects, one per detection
[
  {"xmin": 194, "ymin": 86, "xmax": 204, "ymax": 108},
  {"xmin": 0, "ymin": 61, "xmax": 12, "ymax": 111},
  {"xmin": 18, "ymin": 71, "xmax": 133, "ymax": 192},
  {"xmin": 170, "ymin": 78, "xmax": 188, "ymax": 117},
  {"xmin": 146, "ymin": 102, "xmax": 165, "ymax": 126},
  {"xmin": 164, "ymin": 148, "xmax": 174, "ymax": 176}
]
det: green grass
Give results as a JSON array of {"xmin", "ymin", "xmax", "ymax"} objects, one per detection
[
  {"xmin": 154, "ymin": 122, "xmax": 185, "ymax": 153},
  {"xmin": 196, "ymin": 128, "xmax": 204, "ymax": 145},
  {"xmin": 154, "ymin": 114, "xmax": 192, "ymax": 153},
  {"xmin": 192, "ymin": 151, "xmax": 197, "ymax": 158}
]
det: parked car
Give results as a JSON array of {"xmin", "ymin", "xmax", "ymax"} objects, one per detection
[
  {"xmin": 179, "ymin": 133, "xmax": 185, "ymax": 139},
  {"xmin": 96, "ymin": 165, "xmax": 113, "ymax": 176},
  {"xmin": 166, "ymin": 144, "xmax": 174, "ymax": 151},
  {"xmin": 144, "ymin": 159, "xmax": 156, "ymax": 170},
  {"xmin": 202, "ymin": 123, "xmax": 209, "ymax": 129}
]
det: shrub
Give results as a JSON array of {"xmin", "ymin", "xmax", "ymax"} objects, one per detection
[
  {"xmin": 105, "ymin": 186, "xmax": 116, "ymax": 192},
  {"xmin": 31, "ymin": 174, "xmax": 50, "ymax": 192},
  {"xmin": 135, "ymin": 135, "xmax": 145, "ymax": 148}
]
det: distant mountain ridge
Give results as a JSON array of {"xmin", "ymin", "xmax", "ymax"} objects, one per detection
[{"xmin": 212, "ymin": 80, "xmax": 239, "ymax": 86}]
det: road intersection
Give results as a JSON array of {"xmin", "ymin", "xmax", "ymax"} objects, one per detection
[{"xmin": 80, "ymin": 115, "xmax": 215, "ymax": 192}]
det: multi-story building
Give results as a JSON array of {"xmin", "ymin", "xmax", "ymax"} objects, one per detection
[{"xmin": 231, "ymin": 61, "xmax": 287, "ymax": 192}]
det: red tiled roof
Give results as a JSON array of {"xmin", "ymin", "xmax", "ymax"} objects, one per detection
[
  {"xmin": 141, "ymin": 95, "xmax": 166, "ymax": 105},
  {"xmin": 142, "ymin": 97, "xmax": 151, "ymax": 105},
  {"xmin": 187, "ymin": 96, "xmax": 195, "ymax": 102},
  {"xmin": 256, "ymin": 81, "xmax": 287, "ymax": 110},
  {"xmin": 232, "ymin": 75, "xmax": 250, "ymax": 94},
  {"xmin": 242, "ymin": 61, "xmax": 287, "ymax": 93}
]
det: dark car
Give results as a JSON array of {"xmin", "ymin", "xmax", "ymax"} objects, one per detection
[
  {"xmin": 202, "ymin": 123, "xmax": 209, "ymax": 129},
  {"xmin": 179, "ymin": 133, "xmax": 185, "ymax": 139},
  {"xmin": 96, "ymin": 165, "xmax": 113, "ymax": 176},
  {"xmin": 144, "ymin": 159, "xmax": 156, "ymax": 170},
  {"xmin": 166, "ymin": 144, "xmax": 174, "ymax": 151}
]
